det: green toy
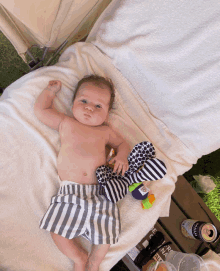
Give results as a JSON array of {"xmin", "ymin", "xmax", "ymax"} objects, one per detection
[{"xmin": 129, "ymin": 182, "xmax": 155, "ymax": 209}]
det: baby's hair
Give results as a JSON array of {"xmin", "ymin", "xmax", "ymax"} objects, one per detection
[{"xmin": 72, "ymin": 75, "xmax": 115, "ymax": 110}]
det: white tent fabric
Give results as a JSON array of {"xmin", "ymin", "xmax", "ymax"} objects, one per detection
[{"xmin": 0, "ymin": 0, "xmax": 112, "ymax": 62}]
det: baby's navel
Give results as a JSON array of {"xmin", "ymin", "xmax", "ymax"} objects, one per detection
[{"xmin": 83, "ymin": 172, "xmax": 87, "ymax": 176}]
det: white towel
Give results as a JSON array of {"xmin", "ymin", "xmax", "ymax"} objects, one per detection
[
  {"xmin": 0, "ymin": 42, "xmax": 197, "ymax": 270},
  {"xmin": 88, "ymin": 0, "xmax": 220, "ymax": 158}
]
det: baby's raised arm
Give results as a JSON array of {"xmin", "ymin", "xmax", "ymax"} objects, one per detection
[{"xmin": 34, "ymin": 80, "xmax": 66, "ymax": 130}]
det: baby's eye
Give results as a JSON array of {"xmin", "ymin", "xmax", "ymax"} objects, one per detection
[
  {"xmin": 96, "ymin": 105, "xmax": 102, "ymax": 108},
  {"xmin": 81, "ymin": 99, "xmax": 87, "ymax": 104}
]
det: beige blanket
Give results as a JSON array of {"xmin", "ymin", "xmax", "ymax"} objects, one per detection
[{"xmin": 0, "ymin": 42, "xmax": 197, "ymax": 270}]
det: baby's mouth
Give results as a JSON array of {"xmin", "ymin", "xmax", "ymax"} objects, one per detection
[{"xmin": 84, "ymin": 113, "xmax": 91, "ymax": 118}]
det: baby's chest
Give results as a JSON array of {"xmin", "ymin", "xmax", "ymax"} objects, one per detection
[{"xmin": 61, "ymin": 128, "xmax": 107, "ymax": 156}]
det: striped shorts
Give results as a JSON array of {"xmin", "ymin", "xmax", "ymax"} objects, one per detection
[{"xmin": 39, "ymin": 180, "xmax": 121, "ymax": 245}]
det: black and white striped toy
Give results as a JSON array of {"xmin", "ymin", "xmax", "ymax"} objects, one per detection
[{"xmin": 96, "ymin": 141, "xmax": 167, "ymax": 203}]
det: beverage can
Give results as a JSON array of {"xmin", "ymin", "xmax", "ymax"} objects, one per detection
[{"xmin": 181, "ymin": 219, "xmax": 218, "ymax": 243}]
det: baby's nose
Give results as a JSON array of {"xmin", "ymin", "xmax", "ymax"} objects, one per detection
[{"xmin": 85, "ymin": 105, "xmax": 94, "ymax": 112}]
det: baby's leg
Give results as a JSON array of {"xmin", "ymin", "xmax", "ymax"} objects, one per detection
[
  {"xmin": 86, "ymin": 244, "xmax": 110, "ymax": 271},
  {"xmin": 51, "ymin": 232, "xmax": 88, "ymax": 271}
]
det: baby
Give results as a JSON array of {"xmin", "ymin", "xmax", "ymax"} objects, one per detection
[{"xmin": 34, "ymin": 75, "xmax": 131, "ymax": 271}]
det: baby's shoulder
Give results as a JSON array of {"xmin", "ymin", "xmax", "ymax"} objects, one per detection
[{"xmin": 59, "ymin": 115, "xmax": 76, "ymax": 133}]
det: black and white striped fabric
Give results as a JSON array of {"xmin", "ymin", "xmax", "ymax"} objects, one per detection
[
  {"xmin": 39, "ymin": 180, "xmax": 121, "ymax": 244},
  {"xmin": 128, "ymin": 158, "xmax": 167, "ymax": 184},
  {"xmin": 96, "ymin": 166, "xmax": 130, "ymax": 203},
  {"xmin": 96, "ymin": 141, "xmax": 167, "ymax": 203}
]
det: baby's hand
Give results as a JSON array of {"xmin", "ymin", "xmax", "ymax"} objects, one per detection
[
  {"xmin": 109, "ymin": 155, "xmax": 129, "ymax": 176},
  {"xmin": 47, "ymin": 80, "xmax": 62, "ymax": 94}
]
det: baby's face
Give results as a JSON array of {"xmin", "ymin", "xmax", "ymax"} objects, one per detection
[{"xmin": 72, "ymin": 82, "xmax": 111, "ymax": 126}]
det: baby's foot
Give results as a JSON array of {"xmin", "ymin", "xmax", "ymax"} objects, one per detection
[{"xmin": 47, "ymin": 80, "xmax": 62, "ymax": 94}]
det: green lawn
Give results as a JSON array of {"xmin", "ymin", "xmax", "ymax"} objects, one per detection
[
  {"xmin": 184, "ymin": 152, "xmax": 220, "ymax": 222},
  {"xmin": 0, "ymin": 31, "xmax": 28, "ymax": 89},
  {"xmin": 0, "ymin": 30, "xmax": 220, "ymax": 223},
  {"xmin": 0, "ymin": 31, "xmax": 60, "ymax": 89}
]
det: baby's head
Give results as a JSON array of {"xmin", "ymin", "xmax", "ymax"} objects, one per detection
[{"xmin": 72, "ymin": 75, "xmax": 115, "ymax": 126}]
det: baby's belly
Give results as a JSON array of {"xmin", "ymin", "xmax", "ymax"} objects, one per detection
[{"xmin": 57, "ymin": 149, "xmax": 106, "ymax": 185}]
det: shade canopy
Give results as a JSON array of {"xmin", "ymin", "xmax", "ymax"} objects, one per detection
[{"xmin": 0, "ymin": 0, "xmax": 112, "ymax": 62}]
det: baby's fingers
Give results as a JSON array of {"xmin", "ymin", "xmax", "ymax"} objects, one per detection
[
  {"xmin": 48, "ymin": 80, "xmax": 62, "ymax": 93},
  {"xmin": 122, "ymin": 164, "xmax": 129, "ymax": 176},
  {"xmin": 113, "ymin": 162, "xmax": 128, "ymax": 176},
  {"xmin": 113, "ymin": 161, "xmax": 120, "ymax": 174},
  {"xmin": 49, "ymin": 80, "xmax": 61, "ymax": 85},
  {"xmin": 117, "ymin": 164, "xmax": 123, "ymax": 175}
]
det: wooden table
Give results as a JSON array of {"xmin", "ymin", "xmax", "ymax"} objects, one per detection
[{"xmin": 122, "ymin": 175, "xmax": 220, "ymax": 270}]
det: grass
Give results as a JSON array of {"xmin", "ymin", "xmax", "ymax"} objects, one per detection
[
  {"xmin": 183, "ymin": 149, "xmax": 220, "ymax": 182},
  {"xmin": 0, "ymin": 30, "xmax": 219, "ymax": 269},
  {"xmin": 183, "ymin": 150, "xmax": 220, "ymax": 222},
  {"xmin": 200, "ymin": 176, "xmax": 220, "ymax": 222},
  {"xmin": 0, "ymin": 31, "xmax": 27, "ymax": 89},
  {"xmin": 0, "ymin": 31, "xmax": 61, "ymax": 90}
]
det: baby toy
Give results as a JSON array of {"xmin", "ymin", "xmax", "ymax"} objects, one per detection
[
  {"xmin": 96, "ymin": 141, "xmax": 167, "ymax": 208},
  {"xmin": 128, "ymin": 182, "xmax": 155, "ymax": 209}
]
